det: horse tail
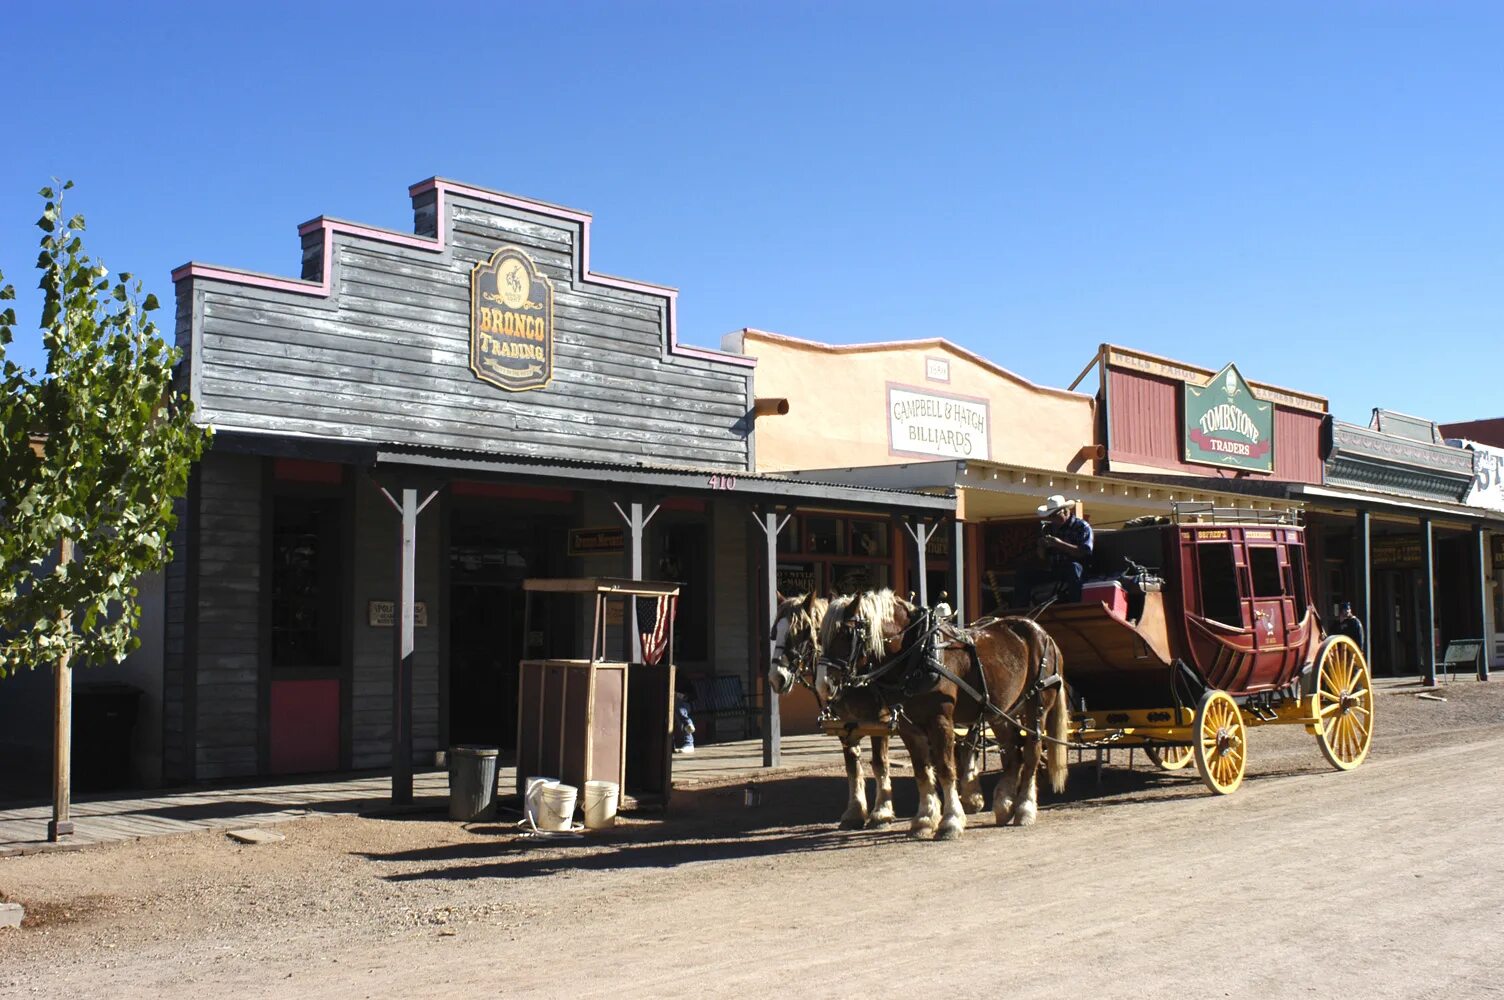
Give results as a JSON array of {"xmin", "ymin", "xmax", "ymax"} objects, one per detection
[
  {"xmin": 1044, "ymin": 634, "xmax": 1069, "ymax": 795},
  {"xmin": 1003, "ymin": 617, "xmax": 1069, "ymax": 795}
]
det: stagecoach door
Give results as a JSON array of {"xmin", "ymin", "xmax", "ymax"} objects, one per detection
[{"xmin": 1246, "ymin": 543, "xmax": 1300, "ymax": 676}]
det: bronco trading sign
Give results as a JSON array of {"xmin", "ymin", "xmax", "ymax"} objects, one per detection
[
  {"xmin": 470, "ymin": 246, "xmax": 554, "ymax": 392},
  {"xmin": 1183, "ymin": 363, "xmax": 1274, "ymax": 473}
]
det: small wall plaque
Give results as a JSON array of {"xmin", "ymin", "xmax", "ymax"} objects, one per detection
[{"xmin": 368, "ymin": 601, "xmax": 429, "ymax": 628}]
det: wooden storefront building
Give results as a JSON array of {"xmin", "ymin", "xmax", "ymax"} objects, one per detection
[{"xmin": 155, "ymin": 178, "xmax": 952, "ymax": 784}]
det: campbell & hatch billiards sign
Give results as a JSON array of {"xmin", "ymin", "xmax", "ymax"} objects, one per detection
[
  {"xmin": 1183, "ymin": 363, "xmax": 1274, "ymax": 473},
  {"xmin": 470, "ymin": 246, "xmax": 554, "ymax": 392}
]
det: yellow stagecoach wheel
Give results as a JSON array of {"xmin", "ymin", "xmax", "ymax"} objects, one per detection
[
  {"xmin": 1145, "ymin": 743, "xmax": 1195, "ymax": 771},
  {"xmin": 1313, "ymin": 635, "xmax": 1374, "ymax": 771},
  {"xmin": 1193, "ymin": 690, "xmax": 1247, "ymax": 795}
]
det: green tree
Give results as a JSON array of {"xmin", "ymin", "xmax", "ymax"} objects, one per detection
[{"xmin": 0, "ymin": 182, "xmax": 209, "ymax": 678}]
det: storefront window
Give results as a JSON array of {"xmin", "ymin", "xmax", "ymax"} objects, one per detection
[
  {"xmin": 771, "ymin": 516, "xmax": 895, "ymax": 599},
  {"xmin": 804, "ymin": 517, "xmax": 843, "ymax": 555},
  {"xmin": 271, "ymin": 496, "xmax": 343, "ymax": 668},
  {"xmin": 849, "ymin": 520, "xmax": 888, "ymax": 558}
]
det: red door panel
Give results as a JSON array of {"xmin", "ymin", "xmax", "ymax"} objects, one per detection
[{"xmin": 270, "ymin": 679, "xmax": 340, "ymax": 773}]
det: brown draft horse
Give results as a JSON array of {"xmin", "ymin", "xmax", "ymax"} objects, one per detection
[
  {"xmin": 767, "ymin": 593, "xmax": 897, "ymax": 829},
  {"xmin": 821, "ymin": 589, "xmax": 1069, "ymax": 840}
]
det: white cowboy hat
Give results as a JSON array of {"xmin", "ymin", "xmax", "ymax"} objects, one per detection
[{"xmin": 1036, "ymin": 494, "xmax": 1072, "ymax": 518}]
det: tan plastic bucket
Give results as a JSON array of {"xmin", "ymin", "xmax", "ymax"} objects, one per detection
[
  {"xmin": 536, "ymin": 782, "xmax": 578, "ymax": 831},
  {"xmin": 583, "ymin": 780, "xmax": 620, "ymax": 830}
]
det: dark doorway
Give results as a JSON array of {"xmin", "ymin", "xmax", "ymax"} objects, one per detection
[
  {"xmin": 1373, "ymin": 569, "xmax": 1419, "ymax": 676},
  {"xmin": 447, "ymin": 500, "xmax": 568, "ymax": 753}
]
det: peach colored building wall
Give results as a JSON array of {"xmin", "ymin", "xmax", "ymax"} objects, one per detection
[{"xmin": 727, "ymin": 329, "xmax": 1096, "ymax": 473}]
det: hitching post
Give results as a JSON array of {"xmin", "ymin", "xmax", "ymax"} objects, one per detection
[
  {"xmin": 1421, "ymin": 516, "xmax": 1437, "ymax": 687},
  {"xmin": 380, "ymin": 486, "xmax": 439, "ymax": 805},
  {"xmin": 751, "ymin": 507, "xmax": 792, "ymax": 768}
]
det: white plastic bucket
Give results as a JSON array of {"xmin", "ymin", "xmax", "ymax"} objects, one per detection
[
  {"xmin": 582, "ymin": 780, "xmax": 620, "ymax": 830},
  {"xmin": 524, "ymin": 776, "xmax": 559, "ymax": 828},
  {"xmin": 536, "ymin": 782, "xmax": 578, "ymax": 832}
]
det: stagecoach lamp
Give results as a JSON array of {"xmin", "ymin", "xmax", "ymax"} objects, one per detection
[{"xmin": 743, "ymin": 782, "xmax": 762, "ymax": 807}]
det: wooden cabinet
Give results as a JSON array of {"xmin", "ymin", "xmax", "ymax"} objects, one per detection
[{"xmin": 515, "ymin": 579, "xmax": 678, "ymax": 808}]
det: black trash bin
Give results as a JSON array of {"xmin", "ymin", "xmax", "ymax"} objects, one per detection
[
  {"xmin": 72, "ymin": 683, "xmax": 142, "ymax": 791},
  {"xmin": 448, "ymin": 745, "xmax": 500, "ymax": 821}
]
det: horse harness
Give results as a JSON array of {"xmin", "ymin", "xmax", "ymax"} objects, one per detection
[{"xmin": 831, "ymin": 609, "xmax": 1065, "ymax": 743}]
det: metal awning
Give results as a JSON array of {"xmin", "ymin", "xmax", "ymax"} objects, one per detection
[
  {"xmin": 371, "ymin": 443, "xmax": 957, "ymax": 514},
  {"xmin": 776, "ymin": 459, "xmax": 1294, "ymax": 523}
]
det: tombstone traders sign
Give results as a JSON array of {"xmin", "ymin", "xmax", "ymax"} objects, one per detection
[
  {"xmin": 1183, "ymin": 363, "xmax": 1274, "ymax": 473},
  {"xmin": 470, "ymin": 246, "xmax": 554, "ymax": 391}
]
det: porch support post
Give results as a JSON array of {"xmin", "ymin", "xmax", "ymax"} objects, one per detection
[
  {"xmin": 380, "ymin": 486, "xmax": 440, "ymax": 804},
  {"xmin": 903, "ymin": 518, "xmax": 939, "ymax": 607},
  {"xmin": 1476, "ymin": 525, "xmax": 1492, "ymax": 681},
  {"xmin": 613, "ymin": 501, "xmax": 661, "ymax": 661},
  {"xmin": 48, "ymin": 537, "xmax": 75, "ymax": 842},
  {"xmin": 1421, "ymin": 516, "xmax": 1437, "ymax": 687},
  {"xmin": 751, "ymin": 507, "xmax": 792, "ymax": 768},
  {"xmin": 951, "ymin": 518, "xmax": 966, "ymax": 623},
  {"xmin": 1355, "ymin": 509, "xmax": 1372, "ymax": 664}
]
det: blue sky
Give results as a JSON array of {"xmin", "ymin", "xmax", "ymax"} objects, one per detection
[{"xmin": 3, "ymin": 1, "xmax": 1501, "ymax": 425}]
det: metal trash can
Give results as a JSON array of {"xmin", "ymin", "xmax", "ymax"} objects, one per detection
[{"xmin": 447, "ymin": 745, "xmax": 500, "ymax": 821}]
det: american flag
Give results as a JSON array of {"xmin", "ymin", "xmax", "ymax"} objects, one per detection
[{"xmin": 636, "ymin": 595, "xmax": 676, "ymax": 666}]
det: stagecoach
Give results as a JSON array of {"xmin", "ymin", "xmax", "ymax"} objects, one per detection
[{"xmin": 1035, "ymin": 503, "xmax": 1373, "ymax": 794}]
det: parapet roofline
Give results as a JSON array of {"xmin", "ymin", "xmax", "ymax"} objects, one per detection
[
  {"xmin": 170, "ymin": 177, "xmax": 755, "ymax": 370},
  {"xmin": 732, "ymin": 327, "xmax": 1092, "ymax": 402}
]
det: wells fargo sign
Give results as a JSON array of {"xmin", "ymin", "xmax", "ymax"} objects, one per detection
[
  {"xmin": 470, "ymin": 246, "xmax": 554, "ymax": 392},
  {"xmin": 1183, "ymin": 363, "xmax": 1274, "ymax": 473}
]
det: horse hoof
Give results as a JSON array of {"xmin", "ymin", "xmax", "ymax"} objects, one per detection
[
  {"xmin": 1011, "ymin": 804, "xmax": 1038, "ymax": 827},
  {"xmin": 909, "ymin": 826, "xmax": 935, "ymax": 840},
  {"xmin": 963, "ymin": 795, "xmax": 985, "ymax": 814},
  {"xmin": 935, "ymin": 825, "xmax": 962, "ymax": 842},
  {"xmin": 838, "ymin": 816, "xmax": 866, "ymax": 831},
  {"xmin": 864, "ymin": 814, "xmax": 892, "ymax": 829}
]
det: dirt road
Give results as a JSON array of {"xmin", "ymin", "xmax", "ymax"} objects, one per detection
[{"xmin": 4, "ymin": 683, "xmax": 1503, "ymax": 999}]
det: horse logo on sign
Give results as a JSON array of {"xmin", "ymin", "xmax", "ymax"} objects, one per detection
[{"xmin": 470, "ymin": 246, "xmax": 554, "ymax": 392}]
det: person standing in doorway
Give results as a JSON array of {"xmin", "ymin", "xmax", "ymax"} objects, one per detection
[{"xmin": 1337, "ymin": 601, "xmax": 1366, "ymax": 652}]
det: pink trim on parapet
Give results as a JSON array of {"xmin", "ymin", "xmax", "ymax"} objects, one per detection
[{"xmin": 170, "ymin": 177, "xmax": 756, "ymax": 369}]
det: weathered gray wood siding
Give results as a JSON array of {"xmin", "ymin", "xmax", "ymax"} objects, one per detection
[
  {"xmin": 190, "ymin": 452, "xmax": 262, "ymax": 779},
  {"xmin": 180, "ymin": 187, "xmax": 752, "ymax": 470},
  {"xmin": 161, "ymin": 492, "xmax": 191, "ymax": 783},
  {"xmin": 350, "ymin": 480, "xmax": 443, "ymax": 769},
  {"xmin": 711, "ymin": 499, "xmax": 752, "ymax": 688}
]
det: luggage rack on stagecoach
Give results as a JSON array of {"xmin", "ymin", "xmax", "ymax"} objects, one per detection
[{"xmin": 1168, "ymin": 501, "xmax": 1302, "ymax": 527}]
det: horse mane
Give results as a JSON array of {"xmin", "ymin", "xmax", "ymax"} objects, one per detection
[
  {"xmin": 819, "ymin": 595, "xmax": 855, "ymax": 652},
  {"xmin": 777, "ymin": 593, "xmax": 829, "ymax": 644},
  {"xmin": 820, "ymin": 588, "xmax": 903, "ymax": 659}
]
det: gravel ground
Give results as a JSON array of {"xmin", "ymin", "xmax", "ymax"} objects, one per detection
[{"xmin": 2, "ymin": 679, "xmax": 1501, "ymax": 999}]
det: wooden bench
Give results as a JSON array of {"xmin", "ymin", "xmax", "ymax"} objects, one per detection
[{"xmin": 689, "ymin": 674, "xmax": 760, "ymax": 743}]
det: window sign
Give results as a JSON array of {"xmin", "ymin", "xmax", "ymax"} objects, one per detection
[
  {"xmin": 1183, "ymin": 363, "xmax": 1274, "ymax": 473},
  {"xmin": 887, "ymin": 384, "xmax": 991, "ymax": 460}
]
